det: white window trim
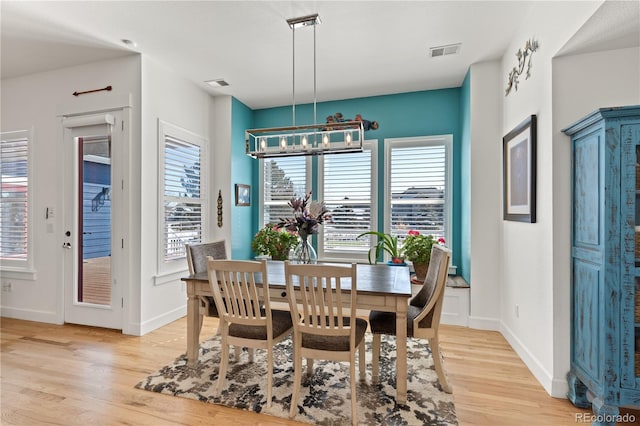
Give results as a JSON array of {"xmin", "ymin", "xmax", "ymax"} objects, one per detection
[
  {"xmin": 257, "ymin": 156, "xmax": 312, "ymax": 226},
  {"xmin": 317, "ymin": 140, "xmax": 378, "ymax": 262},
  {"xmin": 383, "ymin": 135, "xmax": 453, "ymax": 262},
  {"xmin": 156, "ymin": 119, "xmax": 208, "ymax": 276},
  {"xmin": 0, "ymin": 128, "xmax": 36, "ymax": 279}
]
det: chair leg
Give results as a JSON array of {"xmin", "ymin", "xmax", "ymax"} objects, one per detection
[
  {"xmin": 430, "ymin": 336, "xmax": 452, "ymax": 393},
  {"xmin": 234, "ymin": 346, "xmax": 241, "ymax": 361},
  {"xmin": 266, "ymin": 347, "xmax": 273, "ymax": 408},
  {"xmin": 350, "ymin": 357, "xmax": 358, "ymax": 426},
  {"xmin": 290, "ymin": 338, "xmax": 302, "ymax": 418},
  {"xmin": 216, "ymin": 337, "xmax": 229, "ymax": 396},
  {"xmin": 306, "ymin": 358, "xmax": 314, "ymax": 376},
  {"xmin": 372, "ymin": 333, "xmax": 381, "ymax": 382},
  {"xmin": 358, "ymin": 340, "xmax": 366, "ymax": 381}
]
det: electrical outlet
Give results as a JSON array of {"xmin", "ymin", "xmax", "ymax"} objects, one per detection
[{"xmin": 2, "ymin": 282, "xmax": 12, "ymax": 292}]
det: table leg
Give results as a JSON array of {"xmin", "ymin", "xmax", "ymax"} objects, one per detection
[
  {"xmin": 396, "ymin": 298, "xmax": 408, "ymax": 405},
  {"xmin": 186, "ymin": 280, "xmax": 200, "ymax": 367}
]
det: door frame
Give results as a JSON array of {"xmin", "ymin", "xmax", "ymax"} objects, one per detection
[{"xmin": 58, "ymin": 103, "xmax": 131, "ymax": 331}]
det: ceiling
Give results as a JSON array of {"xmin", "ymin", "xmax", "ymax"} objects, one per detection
[{"xmin": 1, "ymin": 1, "xmax": 638, "ymax": 110}]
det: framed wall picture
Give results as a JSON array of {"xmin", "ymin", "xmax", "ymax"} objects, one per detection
[
  {"xmin": 503, "ymin": 114, "xmax": 537, "ymax": 223},
  {"xmin": 235, "ymin": 184, "xmax": 251, "ymax": 206}
]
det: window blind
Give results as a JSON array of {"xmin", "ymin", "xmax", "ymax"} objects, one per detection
[
  {"xmin": 262, "ymin": 156, "xmax": 307, "ymax": 225},
  {"xmin": 0, "ymin": 131, "xmax": 29, "ymax": 261},
  {"xmin": 321, "ymin": 149, "xmax": 372, "ymax": 254},
  {"xmin": 163, "ymin": 135, "xmax": 202, "ymax": 261},
  {"xmin": 390, "ymin": 144, "xmax": 446, "ymax": 242}
]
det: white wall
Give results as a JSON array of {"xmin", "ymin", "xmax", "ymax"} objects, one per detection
[
  {"xmin": 0, "ymin": 53, "xmax": 220, "ymax": 336},
  {"xmin": 210, "ymin": 96, "xmax": 233, "ymax": 245},
  {"xmin": 496, "ymin": 0, "xmax": 612, "ymax": 397},
  {"xmin": 0, "ymin": 55, "xmax": 141, "ymax": 325},
  {"xmin": 551, "ymin": 46, "xmax": 640, "ymax": 394},
  {"xmin": 137, "ymin": 56, "xmax": 213, "ymax": 335},
  {"xmin": 468, "ymin": 60, "xmax": 503, "ymax": 330}
]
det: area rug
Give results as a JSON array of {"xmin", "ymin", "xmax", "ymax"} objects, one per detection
[{"xmin": 135, "ymin": 334, "xmax": 457, "ymax": 425}]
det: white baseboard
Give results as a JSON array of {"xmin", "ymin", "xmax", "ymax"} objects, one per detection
[
  {"xmin": 500, "ymin": 320, "xmax": 558, "ymax": 397},
  {"xmin": 0, "ymin": 306, "xmax": 61, "ymax": 324},
  {"xmin": 468, "ymin": 315, "xmax": 500, "ymax": 330},
  {"xmin": 137, "ymin": 305, "xmax": 187, "ymax": 336}
]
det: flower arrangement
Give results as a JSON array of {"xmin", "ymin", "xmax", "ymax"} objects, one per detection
[
  {"xmin": 251, "ymin": 224, "xmax": 298, "ymax": 261},
  {"xmin": 401, "ymin": 230, "xmax": 446, "ymax": 265},
  {"xmin": 277, "ymin": 192, "xmax": 329, "ymax": 263},
  {"xmin": 277, "ymin": 192, "xmax": 329, "ymax": 240}
]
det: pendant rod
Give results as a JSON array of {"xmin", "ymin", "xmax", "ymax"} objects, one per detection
[
  {"xmin": 313, "ymin": 21, "xmax": 317, "ymax": 127},
  {"xmin": 292, "ymin": 25, "xmax": 296, "ymax": 128}
]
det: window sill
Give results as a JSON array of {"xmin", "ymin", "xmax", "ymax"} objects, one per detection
[{"xmin": 0, "ymin": 268, "xmax": 37, "ymax": 281}]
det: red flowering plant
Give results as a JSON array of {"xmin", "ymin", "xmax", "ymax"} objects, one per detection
[{"xmin": 401, "ymin": 230, "xmax": 446, "ymax": 265}]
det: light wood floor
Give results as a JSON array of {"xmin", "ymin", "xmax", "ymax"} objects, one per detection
[{"xmin": 1, "ymin": 316, "xmax": 593, "ymax": 425}]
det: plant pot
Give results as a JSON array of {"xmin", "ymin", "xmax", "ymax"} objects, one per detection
[
  {"xmin": 270, "ymin": 251, "xmax": 289, "ymax": 261},
  {"xmin": 388, "ymin": 257, "xmax": 406, "ymax": 266},
  {"xmin": 413, "ymin": 262, "xmax": 429, "ymax": 282}
]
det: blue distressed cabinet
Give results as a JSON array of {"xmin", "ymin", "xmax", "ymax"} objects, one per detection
[{"xmin": 563, "ymin": 106, "xmax": 640, "ymax": 425}]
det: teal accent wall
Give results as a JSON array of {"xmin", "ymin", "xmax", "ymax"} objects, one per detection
[
  {"xmin": 250, "ymin": 88, "xmax": 463, "ymax": 270},
  {"xmin": 231, "ymin": 97, "xmax": 254, "ymax": 259},
  {"xmin": 460, "ymin": 71, "xmax": 471, "ymax": 284}
]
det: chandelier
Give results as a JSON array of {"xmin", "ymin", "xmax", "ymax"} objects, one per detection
[{"xmin": 246, "ymin": 13, "xmax": 364, "ymax": 159}]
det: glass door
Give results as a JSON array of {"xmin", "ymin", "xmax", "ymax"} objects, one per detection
[{"xmin": 62, "ymin": 112, "xmax": 122, "ymax": 329}]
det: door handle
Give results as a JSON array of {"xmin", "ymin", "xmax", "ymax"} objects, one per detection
[{"xmin": 62, "ymin": 242, "xmax": 72, "ymax": 249}]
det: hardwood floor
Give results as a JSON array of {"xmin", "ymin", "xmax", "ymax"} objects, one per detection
[{"xmin": 1, "ymin": 316, "xmax": 592, "ymax": 425}]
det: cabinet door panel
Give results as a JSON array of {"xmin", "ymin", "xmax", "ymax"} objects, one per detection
[
  {"xmin": 573, "ymin": 259, "xmax": 601, "ymax": 382},
  {"xmin": 574, "ymin": 132, "xmax": 601, "ymax": 247}
]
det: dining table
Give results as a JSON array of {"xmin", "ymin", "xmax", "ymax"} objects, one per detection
[{"xmin": 181, "ymin": 260, "xmax": 412, "ymax": 404}]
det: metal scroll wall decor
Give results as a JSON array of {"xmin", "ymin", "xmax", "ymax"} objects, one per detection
[
  {"xmin": 217, "ymin": 190, "xmax": 223, "ymax": 228},
  {"xmin": 505, "ymin": 38, "xmax": 539, "ymax": 96}
]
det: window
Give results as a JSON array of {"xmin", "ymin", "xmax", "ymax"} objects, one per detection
[
  {"xmin": 386, "ymin": 135, "xmax": 452, "ymax": 249},
  {"xmin": 318, "ymin": 142, "xmax": 376, "ymax": 260},
  {"xmin": 0, "ymin": 130, "xmax": 32, "ymax": 271},
  {"xmin": 158, "ymin": 121, "xmax": 207, "ymax": 269},
  {"xmin": 260, "ymin": 156, "xmax": 309, "ymax": 225}
]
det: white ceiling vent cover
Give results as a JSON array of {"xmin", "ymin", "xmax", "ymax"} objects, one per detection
[{"xmin": 430, "ymin": 43, "xmax": 461, "ymax": 57}]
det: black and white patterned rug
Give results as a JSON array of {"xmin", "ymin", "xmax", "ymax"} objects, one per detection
[{"xmin": 135, "ymin": 334, "xmax": 457, "ymax": 425}]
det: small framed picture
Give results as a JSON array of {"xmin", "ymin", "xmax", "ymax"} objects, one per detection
[
  {"xmin": 503, "ymin": 115, "xmax": 536, "ymax": 223},
  {"xmin": 235, "ymin": 184, "xmax": 251, "ymax": 206}
]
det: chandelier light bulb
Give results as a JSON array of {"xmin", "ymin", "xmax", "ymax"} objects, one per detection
[
  {"xmin": 301, "ymin": 135, "xmax": 308, "ymax": 148},
  {"xmin": 345, "ymin": 131, "xmax": 352, "ymax": 146},
  {"xmin": 280, "ymin": 136, "xmax": 287, "ymax": 150},
  {"xmin": 322, "ymin": 133, "xmax": 329, "ymax": 147},
  {"xmin": 260, "ymin": 138, "xmax": 267, "ymax": 151}
]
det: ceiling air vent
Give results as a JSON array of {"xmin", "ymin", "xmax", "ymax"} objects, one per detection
[
  {"xmin": 430, "ymin": 43, "xmax": 461, "ymax": 58},
  {"xmin": 205, "ymin": 79, "xmax": 230, "ymax": 88}
]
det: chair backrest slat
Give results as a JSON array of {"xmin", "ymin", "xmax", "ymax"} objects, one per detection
[
  {"xmin": 207, "ymin": 259, "xmax": 269, "ymax": 326},
  {"xmin": 285, "ymin": 262, "xmax": 356, "ymax": 337}
]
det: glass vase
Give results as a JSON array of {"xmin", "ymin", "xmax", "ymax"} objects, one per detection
[{"xmin": 292, "ymin": 234, "xmax": 317, "ymax": 264}]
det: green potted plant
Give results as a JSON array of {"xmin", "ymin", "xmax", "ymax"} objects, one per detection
[
  {"xmin": 251, "ymin": 224, "xmax": 299, "ymax": 261},
  {"xmin": 357, "ymin": 231, "xmax": 405, "ymax": 265},
  {"xmin": 401, "ymin": 230, "xmax": 446, "ymax": 281}
]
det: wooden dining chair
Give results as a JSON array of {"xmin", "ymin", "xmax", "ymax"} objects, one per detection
[
  {"xmin": 284, "ymin": 261, "xmax": 366, "ymax": 426},
  {"xmin": 186, "ymin": 240, "xmax": 227, "ymax": 335},
  {"xmin": 206, "ymin": 258, "xmax": 293, "ymax": 408},
  {"xmin": 369, "ymin": 244, "xmax": 452, "ymax": 393}
]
